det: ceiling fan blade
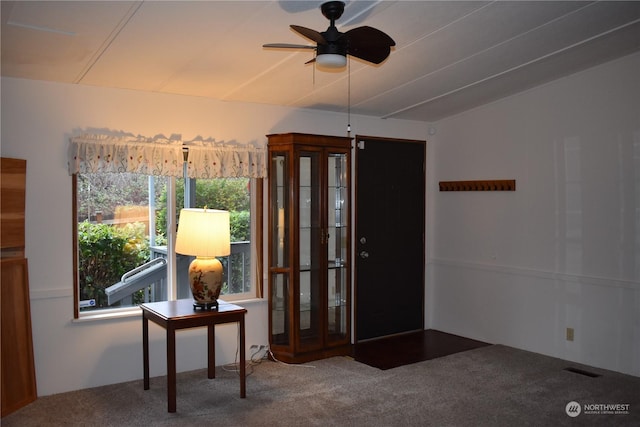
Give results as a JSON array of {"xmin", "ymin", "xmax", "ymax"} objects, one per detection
[
  {"xmin": 291, "ymin": 25, "xmax": 327, "ymax": 44},
  {"xmin": 263, "ymin": 43, "xmax": 316, "ymax": 50},
  {"xmin": 305, "ymin": 58, "xmax": 317, "ymax": 65},
  {"xmin": 344, "ymin": 26, "xmax": 395, "ymax": 64}
]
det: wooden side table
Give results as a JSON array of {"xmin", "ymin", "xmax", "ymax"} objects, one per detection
[{"xmin": 141, "ymin": 299, "xmax": 247, "ymax": 412}]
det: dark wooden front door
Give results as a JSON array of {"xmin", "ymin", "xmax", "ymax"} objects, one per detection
[{"xmin": 355, "ymin": 136, "xmax": 425, "ymax": 341}]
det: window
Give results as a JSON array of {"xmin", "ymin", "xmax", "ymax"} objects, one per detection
[
  {"xmin": 69, "ymin": 133, "xmax": 266, "ymax": 318},
  {"xmin": 73, "ymin": 172, "xmax": 262, "ymax": 317}
]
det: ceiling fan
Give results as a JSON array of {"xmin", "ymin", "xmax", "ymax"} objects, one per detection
[{"xmin": 263, "ymin": 1, "xmax": 395, "ymax": 69}]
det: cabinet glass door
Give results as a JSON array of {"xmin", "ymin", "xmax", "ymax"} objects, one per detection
[
  {"xmin": 270, "ymin": 153, "xmax": 289, "ymax": 346},
  {"xmin": 298, "ymin": 151, "xmax": 322, "ymax": 349},
  {"xmin": 327, "ymin": 152, "xmax": 348, "ymax": 342}
]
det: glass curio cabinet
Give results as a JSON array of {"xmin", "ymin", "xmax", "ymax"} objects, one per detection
[{"xmin": 268, "ymin": 133, "xmax": 351, "ymax": 363}]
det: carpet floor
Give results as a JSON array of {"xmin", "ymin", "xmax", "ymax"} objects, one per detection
[{"xmin": 3, "ymin": 345, "xmax": 639, "ymax": 426}]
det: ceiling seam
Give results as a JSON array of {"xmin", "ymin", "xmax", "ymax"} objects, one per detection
[
  {"xmin": 219, "ymin": 3, "xmax": 309, "ymax": 100},
  {"xmin": 358, "ymin": 1, "xmax": 597, "ymax": 113},
  {"xmin": 395, "ymin": 1, "xmax": 495, "ymax": 51},
  {"xmin": 73, "ymin": 1, "xmax": 144, "ymax": 84},
  {"xmin": 5, "ymin": 20, "xmax": 76, "ymax": 36},
  {"xmin": 158, "ymin": 2, "xmax": 275, "ymax": 97},
  {"xmin": 381, "ymin": 18, "xmax": 640, "ymax": 120},
  {"xmin": 339, "ymin": 0, "xmax": 386, "ymax": 27}
]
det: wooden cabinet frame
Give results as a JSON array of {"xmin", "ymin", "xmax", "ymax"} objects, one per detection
[{"xmin": 267, "ymin": 133, "xmax": 352, "ymax": 363}]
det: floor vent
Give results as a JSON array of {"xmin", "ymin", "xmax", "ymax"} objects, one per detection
[{"xmin": 564, "ymin": 367, "xmax": 601, "ymax": 378}]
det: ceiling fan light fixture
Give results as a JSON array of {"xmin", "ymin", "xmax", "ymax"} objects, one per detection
[
  {"xmin": 265, "ymin": 1, "xmax": 394, "ymax": 68},
  {"xmin": 316, "ymin": 53, "xmax": 347, "ymax": 69}
]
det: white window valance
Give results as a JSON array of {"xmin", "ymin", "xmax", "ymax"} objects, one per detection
[
  {"xmin": 68, "ymin": 134, "xmax": 184, "ymax": 177},
  {"xmin": 184, "ymin": 140, "xmax": 267, "ymax": 179},
  {"xmin": 68, "ymin": 134, "xmax": 267, "ymax": 178}
]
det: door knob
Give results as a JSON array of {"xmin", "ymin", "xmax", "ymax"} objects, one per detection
[{"xmin": 360, "ymin": 251, "xmax": 369, "ymax": 259}]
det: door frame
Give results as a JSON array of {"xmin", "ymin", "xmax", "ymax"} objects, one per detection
[{"xmin": 353, "ymin": 135, "xmax": 426, "ymax": 343}]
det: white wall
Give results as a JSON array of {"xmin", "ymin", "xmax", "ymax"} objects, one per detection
[
  {"xmin": 427, "ymin": 52, "xmax": 640, "ymax": 376},
  {"xmin": 0, "ymin": 77, "xmax": 427, "ymax": 396}
]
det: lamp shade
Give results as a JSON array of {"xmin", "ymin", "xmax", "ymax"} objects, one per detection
[{"xmin": 175, "ymin": 208, "xmax": 230, "ymax": 257}]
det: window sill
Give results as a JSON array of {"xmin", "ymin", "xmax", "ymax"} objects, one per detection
[{"xmin": 74, "ymin": 306, "xmax": 142, "ymax": 323}]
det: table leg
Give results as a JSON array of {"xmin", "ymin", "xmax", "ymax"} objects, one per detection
[
  {"xmin": 143, "ymin": 315, "xmax": 149, "ymax": 390},
  {"xmin": 240, "ymin": 314, "xmax": 246, "ymax": 398},
  {"xmin": 208, "ymin": 324, "xmax": 215, "ymax": 379},
  {"xmin": 167, "ymin": 326, "xmax": 176, "ymax": 413}
]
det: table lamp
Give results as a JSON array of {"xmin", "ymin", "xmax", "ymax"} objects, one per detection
[{"xmin": 175, "ymin": 208, "xmax": 230, "ymax": 310}]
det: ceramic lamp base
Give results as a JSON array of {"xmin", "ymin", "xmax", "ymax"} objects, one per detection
[{"xmin": 188, "ymin": 257, "xmax": 223, "ymax": 310}]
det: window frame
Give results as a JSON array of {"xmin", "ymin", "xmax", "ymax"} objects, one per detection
[{"xmin": 72, "ymin": 173, "xmax": 263, "ymax": 319}]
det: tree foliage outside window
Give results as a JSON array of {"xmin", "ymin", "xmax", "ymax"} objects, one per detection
[
  {"xmin": 78, "ymin": 221, "xmax": 149, "ymax": 308},
  {"xmin": 156, "ymin": 177, "xmax": 251, "ymax": 241}
]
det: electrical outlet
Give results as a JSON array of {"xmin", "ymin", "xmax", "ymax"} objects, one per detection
[{"xmin": 566, "ymin": 327, "xmax": 574, "ymax": 341}]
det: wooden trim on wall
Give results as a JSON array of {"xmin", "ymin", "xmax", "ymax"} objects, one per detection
[
  {"xmin": 72, "ymin": 174, "xmax": 80, "ymax": 319},
  {"xmin": 439, "ymin": 179, "xmax": 515, "ymax": 192}
]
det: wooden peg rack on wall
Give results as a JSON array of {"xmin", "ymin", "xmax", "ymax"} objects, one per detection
[{"xmin": 439, "ymin": 179, "xmax": 516, "ymax": 192}]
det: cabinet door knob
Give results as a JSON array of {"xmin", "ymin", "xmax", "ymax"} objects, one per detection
[{"xmin": 360, "ymin": 251, "xmax": 369, "ymax": 259}]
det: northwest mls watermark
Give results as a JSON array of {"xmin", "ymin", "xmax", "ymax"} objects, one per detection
[{"xmin": 566, "ymin": 401, "xmax": 631, "ymax": 417}]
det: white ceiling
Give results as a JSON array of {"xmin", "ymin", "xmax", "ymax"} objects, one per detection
[{"xmin": 2, "ymin": 1, "xmax": 640, "ymax": 123}]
